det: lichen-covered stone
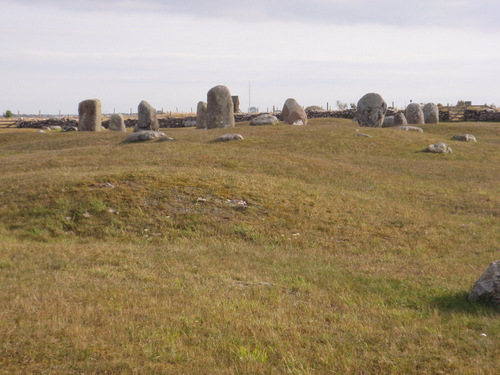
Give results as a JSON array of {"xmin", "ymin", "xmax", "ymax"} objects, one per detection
[
  {"xmin": 109, "ymin": 113, "xmax": 126, "ymax": 132},
  {"xmin": 78, "ymin": 99, "xmax": 102, "ymax": 131},
  {"xmin": 356, "ymin": 93, "xmax": 387, "ymax": 127},
  {"xmin": 212, "ymin": 134, "xmax": 244, "ymax": 142},
  {"xmin": 452, "ymin": 134, "xmax": 477, "ymax": 142},
  {"xmin": 206, "ymin": 86, "xmax": 235, "ymax": 129},
  {"xmin": 423, "ymin": 103, "xmax": 439, "ymax": 124},
  {"xmin": 468, "ymin": 260, "xmax": 500, "ymax": 305},
  {"xmin": 394, "ymin": 112, "xmax": 407, "ymax": 126},
  {"xmin": 397, "ymin": 126, "xmax": 424, "ymax": 133},
  {"xmin": 125, "ymin": 130, "xmax": 166, "ymax": 142},
  {"xmin": 424, "ymin": 142, "xmax": 452, "ymax": 154},
  {"xmin": 196, "ymin": 101, "xmax": 207, "ymax": 129},
  {"xmin": 250, "ymin": 114, "xmax": 279, "ymax": 126},
  {"xmin": 136, "ymin": 100, "xmax": 159, "ymax": 132},
  {"xmin": 282, "ymin": 98, "xmax": 307, "ymax": 125},
  {"xmin": 405, "ymin": 103, "xmax": 424, "ymax": 125}
]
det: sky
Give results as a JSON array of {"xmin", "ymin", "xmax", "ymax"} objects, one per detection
[{"xmin": 1, "ymin": 0, "xmax": 499, "ymax": 115}]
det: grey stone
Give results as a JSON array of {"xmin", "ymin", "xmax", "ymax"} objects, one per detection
[
  {"xmin": 212, "ymin": 134, "xmax": 244, "ymax": 142},
  {"xmin": 382, "ymin": 116, "xmax": 395, "ymax": 128},
  {"xmin": 424, "ymin": 142, "xmax": 452, "ymax": 154},
  {"xmin": 196, "ymin": 101, "xmax": 207, "ymax": 129},
  {"xmin": 78, "ymin": 99, "xmax": 102, "ymax": 131},
  {"xmin": 125, "ymin": 130, "xmax": 166, "ymax": 142},
  {"xmin": 206, "ymin": 85, "xmax": 235, "ymax": 129},
  {"xmin": 109, "ymin": 113, "xmax": 126, "ymax": 132},
  {"xmin": 135, "ymin": 100, "xmax": 159, "ymax": 132},
  {"xmin": 250, "ymin": 114, "xmax": 279, "ymax": 126},
  {"xmin": 356, "ymin": 93, "xmax": 387, "ymax": 127},
  {"xmin": 397, "ymin": 126, "xmax": 424, "ymax": 133},
  {"xmin": 282, "ymin": 98, "xmax": 307, "ymax": 125},
  {"xmin": 452, "ymin": 134, "xmax": 477, "ymax": 142},
  {"xmin": 423, "ymin": 103, "xmax": 439, "ymax": 124},
  {"xmin": 468, "ymin": 260, "xmax": 500, "ymax": 305},
  {"xmin": 355, "ymin": 133, "xmax": 372, "ymax": 138},
  {"xmin": 405, "ymin": 103, "xmax": 424, "ymax": 125},
  {"xmin": 183, "ymin": 118, "xmax": 197, "ymax": 127},
  {"xmin": 394, "ymin": 112, "xmax": 408, "ymax": 126}
]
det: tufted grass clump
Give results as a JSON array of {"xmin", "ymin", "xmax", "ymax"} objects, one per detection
[{"xmin": 0, "ymin": 119, "xmax": 499, "ymax": 374}]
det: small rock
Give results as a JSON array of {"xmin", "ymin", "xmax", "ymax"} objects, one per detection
[
  {"xmin": 355, "ymin": 133, "xmax": 372, "ymax": 138},
  {"xmin": 82, "ymin": 212, "xmax": 91, "ymax": 218},
  {"xmin": 125, "ymin": 131, "xmax": 167, "ymax": 142},
  {"xmin": 157, "ymin": 136, "xmax": 175, "ymax": 142},
  {"xmin": 452, "ymin": 134, "xmax": 477, "ymax": 142},
  {"xmin": 37, "ymin": 130, "xmax": 46, "ymax": 133},
  {"xmin": 212, "ymin": 134, "xmax": 244, "ymax": 142},
  {"xmin": 397, "ymin": 126, "xmax": 424, "ymax": 133},
  {"xmin": 424, "ymin": 142, "xmax": 452, "ymax": 154}
]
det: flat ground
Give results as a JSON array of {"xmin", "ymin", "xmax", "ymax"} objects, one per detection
[{"xmin": 0, "ymin": 119, "xmax": 499, "ymax": 374}]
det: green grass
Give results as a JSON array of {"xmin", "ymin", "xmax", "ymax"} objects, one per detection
[{"xmin": 0, "ymin": 120, "xmax": 499, "ymax": 374}]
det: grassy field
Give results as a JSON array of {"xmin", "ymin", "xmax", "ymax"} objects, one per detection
[{"xmin": 0, "ymin": 119, "xmax": 499, "ymax": 374}]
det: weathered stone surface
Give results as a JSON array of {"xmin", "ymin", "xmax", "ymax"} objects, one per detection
[
  {"xmin": 135, "ymin": 100, "xmax": 159, "ymax": 132},
  {"xmin": 206, "ymin": 85, "xmax": 235, "ymax": 129},
  {"xmin": 125, "ymin": 130, "xmax": 166, "ymax": 142},
  {"xmin": 394, "ymin": 112, "xmax": 408, "ymax": 126},
  {"xmin": 78, "ymin": 99, "xmax": 102, "ymax": 131},
  {"xmin": 382, "ymin": 116, "xmax": 395, "ymax": 128},
  {"xmin": 423, "ymin": 103, "xmax": 439, "ymax": 124},
  {"xmin": 356, "ymin": 93, "xmax": 387, "ymax": 127},
  {"xmin": 196, "ymin": 101, "xmax": 207, "ymax": 129},
  {"xmin": 109, "ymin": 113, "xmax": 126, "ymax": 132},
  {"xmin": 452, "ymin": 134, "xmax": 477, "ymax": 142},
  {"xmin": 424, "ymin": 142, "xmax": 452, "ymax": 153},
  {"xmin": 397, "ymin": 126, "xmax": 424, "ymax": 133},
  {"xmin": 282, "ymin": 98, "xmax": 307, "ymax": 125},
  {"xmin": 468, "ymin": 260, "xmax": 500, "ymax": 305},
  {"xmin": 405, "ymin": 103, "xmax": 424, "ymax": 125},
  {"xmin": 250, "ymin": 114, "xmax": 279, "ymax": 126},
  {"xmin": 212, "ymin": 134, "xmax": 244, "ymax": 142},
  {"xmin": 232, "ymin": 96, "xmax": 240, "ymax": 113}
]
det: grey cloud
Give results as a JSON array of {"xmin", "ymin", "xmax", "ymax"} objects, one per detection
[{"xmin": 10, "ymin": 0, "xmax": 499, "ymax": 30}]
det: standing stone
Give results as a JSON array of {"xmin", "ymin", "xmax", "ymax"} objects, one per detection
[
  {"xmin": 282, "ymin": 98, "xmax": 307, "ymax": 125},
  {"xmin": 356, "ymin": 93, "xmax": 387, "ymax": 127},
  {"xmin": 78, "ymin": 99, "xmax": 102, "ymax": 131},
  {"xmin": 135, "ymin": 100, "xmax": 159, "ymax": 132},
  {"xmin": 109, "ymin": 113, "xmax": 126, "ymax": 132},
  {"xmin": 394, "ymin": 112, "xmax": 408, "ymax": 126},
  {"xmin": 196, "ymin": 101, "xmax": 207, "ymax": 129},
  {"xmin": 468, "ymin": 260, "xmax": 500, "ymax": 305},
  {"xmin": 406, "ymin": 103, "xmax": 424, "ymax": 125},
  {"xmin": 206, "ymin": 85, "xmax": 235, "ymax": 129},
  {"xmin": 423, "ymin": 103, "xmax": 439, "ymax": 124}
]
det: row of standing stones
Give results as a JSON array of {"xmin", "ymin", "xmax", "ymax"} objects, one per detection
[{"xmin": 76, "ymin": 90, "xmax": 497, "ymax": 305}]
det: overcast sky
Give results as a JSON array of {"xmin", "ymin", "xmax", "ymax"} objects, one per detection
[{"xmin": 1, "ymin": 0, "xmax": 499, "ymax": 114}]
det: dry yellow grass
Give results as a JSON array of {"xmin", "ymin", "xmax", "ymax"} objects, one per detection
[{"xmin": 0, "ymin": 119, "xmax": 499, "ymax": 374}]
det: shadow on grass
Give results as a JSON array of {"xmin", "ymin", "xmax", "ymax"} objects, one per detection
[{"xmin": 430, "ymin": 291, "xmax": 499, "ymax": 315}]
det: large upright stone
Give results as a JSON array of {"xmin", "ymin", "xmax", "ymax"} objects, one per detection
[
  {"xmin": 109, "ymin": 113, "xmax": 126, "ymax": 132},
  {"xmin": 282, "ymin": 98, "xmax": 307, "ymax": 125},
  {"xmin": 78, "ymin": 99, "xmax": 102, "ymax": 131},
  {"xmin": 136, "ymin": 100, "xmax": 159, "ymax": 132},
  {"xmin": 423, "ymin": 103, "xmax": 439, "ymax": 124},
  {"xmin": 356, "ymin": 93, "xmax": 387, "ymax": 127},
  {"xmin": 406, "ymin": 103, "xmax": 424, "ymax": 125},
  {"xmin": 196, "ymin": 101, "xmax": 207, "ymax": 129},
  {"xmin": 206, "ymin": 85, "xmax": 235, "ymax": 129}
]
